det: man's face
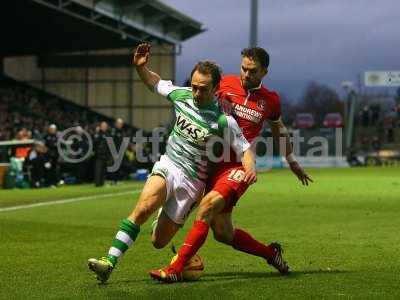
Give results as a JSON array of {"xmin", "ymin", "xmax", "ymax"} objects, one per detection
[
  {"xmin": 240, "ymin": 56, "xmax": 267, "ymax": 90},
  {"xmin": 115, "ymin": 119, "xmax": 123, "ymax": 129},
  {"xmin": 100, "ymin": 122, "xmax": 108, "ymax": 132},
  {"xmin": 191, "ymin": 71, "xmax": 216, "ymax": 105}
]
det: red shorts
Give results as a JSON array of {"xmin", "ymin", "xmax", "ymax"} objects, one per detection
[{"xmin": 206, "ymin": 163, "xmax": 251, "ymax": 213}]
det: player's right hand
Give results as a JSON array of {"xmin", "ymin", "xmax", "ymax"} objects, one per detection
[
  {"xmin": 244, "ymin": 169, "xmax": 257, "ymax": 185},
  {"xmin": 289, "ymin": 161, "xmax": 313, "ymax": 186},
  {"xmin": 133, "ymin": 43, "xmax": 151, "ymax": 67}
]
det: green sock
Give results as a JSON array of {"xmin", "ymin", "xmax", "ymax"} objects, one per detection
[{"xmin": 107, "ymin": 218, "xmax": 140, "ymax": 266}]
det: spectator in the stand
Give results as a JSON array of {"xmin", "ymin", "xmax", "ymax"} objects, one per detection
[
  {"xmin": 14, "ymin": 128, "xmax": 32, "ymax": 159},
  {"xmin": 110, "ymin": 118, "xmax": 125, "ymax": 184},
  {"xmin": 360, "ymin": 135, "xmax": 370, "ymax": 152},
  {"xmin": 361, "ymin": 105, "xmax": 370, "ymax": 127},
  {"xmin": 383, "ymin": 114, "xmax": 396, "ymax": 143},
  {"xmin": 71, "ymin": 126, "xmax": 90, "ymax": 184},
  {"xmin": 26, "ymin": 141, "xmax": 51, "ymax": 188},
  {"xmin": 93, "ymin": 121, "xmax": 110, "ymax": 187},
  {"xmin": 111, "ymin": 118, "xmax": 125, "ymax": 148},
  {"xmin": 1, "ymin": 82, "xmax": 142, "ymax": 187},
  {"xmin": 123, "ymin": 143, "xmax": 138, "ymax": 176},
  {"xmin": 370, "ymin": 103, "xmax": 381, "ymax": 126},
  {"xmin": 0, "ymin": 130, "xmax": 7, "ymax": 141},
  {"xmin": 371, "ymin": 136, "xmax": 381, "ymax": 151},
  {"xmin": 44, "ymin": 124, "xmax": 59, "ymax": 186}
]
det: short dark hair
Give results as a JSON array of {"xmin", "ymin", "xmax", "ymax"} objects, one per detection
[
  {"xmin": 190, "ymin": 60, "xmax": 222, "ymax": 87},
  {"xmin": 241, "ymin": 47, "xmax": 270, "ymax": 69}
]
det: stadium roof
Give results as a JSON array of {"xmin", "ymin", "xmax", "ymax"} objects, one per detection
[{"xmin": 0, "ymin": 0, "xmax": 204, "ymax": 56}]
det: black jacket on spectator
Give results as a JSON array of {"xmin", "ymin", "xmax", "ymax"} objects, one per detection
[
  {"xmin": 110, "ymin": 127, "xmax": 124, "ymax": 150},
  {"xmin": 44, "ymin": 133, "xmax": 59, "ymax": 159},
  {"xmin": 71, "ymin": 134, "xmax": 90, "ymax": 183},
  {"xmin": 93, "ymin": 130, "xmax": 110, "ymax": 160},
  {"xmin": 43, "ymin": 133, "xmax": 59, "ymax": 185},
  {"xmin": 26, "ymin": 148, "xmax": 52, "ymax": 187},
  {"xmin": 93, "ymin": 130, "xmax": 110, "ymax": 186}
]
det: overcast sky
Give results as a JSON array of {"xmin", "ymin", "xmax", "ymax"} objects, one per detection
[{"xmin": 161, "ymin": 0, "xmax": 399, "ymax": 100}]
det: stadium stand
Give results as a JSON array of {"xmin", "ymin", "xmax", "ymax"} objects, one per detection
[
  {"xmin": 0, "ymin": 74, "xmax": 121, "ymax": 141},
  {"xmin": 0, "ymin": 0, "xmax": 203, "ymax": 188}
]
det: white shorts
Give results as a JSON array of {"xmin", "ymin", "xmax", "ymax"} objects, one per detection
[{"xmin": 151, "ymin": 155, "xmax": 205, "ymax": 225}]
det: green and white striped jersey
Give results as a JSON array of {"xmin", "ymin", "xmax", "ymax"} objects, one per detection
[{"xmin": 155, "ymin": 80, "xmax": 250, "ymax": 180}]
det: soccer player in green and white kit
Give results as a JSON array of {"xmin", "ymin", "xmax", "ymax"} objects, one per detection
[{"xmin": 87, "ymin": 43, "xmax": 257, "ymax": 283}]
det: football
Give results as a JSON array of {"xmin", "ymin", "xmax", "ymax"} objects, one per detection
[{"xmin": 170, "ymin": 254, "xmax": 204, "ymax": 281}]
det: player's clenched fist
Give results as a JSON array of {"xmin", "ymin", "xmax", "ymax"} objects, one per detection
[{"xmin": 133, "ymin": 43, "xmax": 151, "ymax": 67}]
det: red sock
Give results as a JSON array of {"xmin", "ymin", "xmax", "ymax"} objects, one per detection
[
  {"xmin": 170, "ymin": 220, "xmax": 209, "ymax": 272},
  {"xmin": 232, "ymin": 228, "xmax": 275, "ymax": 260}
]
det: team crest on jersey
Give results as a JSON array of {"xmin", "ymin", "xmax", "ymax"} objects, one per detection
[
  {"xmin": 257, "ymin": 99, "xmax": 266, "ymax": 110},
  {"xmin": 175, "ymin": 113, "xmax": 208, "ymax": 142}
]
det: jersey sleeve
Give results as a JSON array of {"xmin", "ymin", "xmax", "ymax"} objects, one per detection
[
  {"xmin": 154, "ymin": 80, "xmax": 177, "ymax": 97},
  {"xmin": 215, "ymin": 83, "xmax": 227, "ymax": 100},
  {"xmin": 154, "ymin": 80, "xmax": 191, "ymax": 102},
  {"xmin": 224, "ymin": 115, "xmax": 251, "ymax": 154},
  {"xmin": 266, "ymin": 91, "xmax": 282, "ymax": 122},
  {"xmin": 215, "ymin": 76, "xmax": 230, "ymax": 101}
]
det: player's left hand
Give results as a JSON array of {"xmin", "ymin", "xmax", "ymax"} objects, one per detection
[
  {"xmin": 244, "ymin": 169, "xmax": 257, "ymax": 185},
  {"xmin": 289, "ymin": 161, "xmax": 313, "ymax": 186}
]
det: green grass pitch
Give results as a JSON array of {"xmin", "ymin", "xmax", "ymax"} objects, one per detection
[{"xmin": 0, "ymin": 167, "xmax": 399, "ymax": 299}]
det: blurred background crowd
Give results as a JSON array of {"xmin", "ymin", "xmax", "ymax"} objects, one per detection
[{"xmin": 0, "ymin": 78, "xmax": 167, "ymax": 189}]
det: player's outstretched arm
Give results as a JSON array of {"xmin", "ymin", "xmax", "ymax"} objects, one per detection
[
  {"xmin": 133, "ymin": 43, "xmax": 161, "ymax": 91},
  {"xmin": 268, "ymin": 118, "xmax": 313, "ymax": 186}
]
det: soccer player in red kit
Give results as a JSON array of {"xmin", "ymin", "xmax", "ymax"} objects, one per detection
[{"xmin": 150, "ymin": 47, "xmax": 313, "ymax": 282}]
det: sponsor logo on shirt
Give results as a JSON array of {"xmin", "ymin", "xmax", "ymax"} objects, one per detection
[
  {"xmin": 219, "ymin": 98, "xmax": 263, "ymax": 123},
  {"xmin": 232, "ymin": 103, "xmax": 263, "ymax": 123},
  {"xmin": 175, "ymin": 113, "xmax": 208, "ymax": 142}
]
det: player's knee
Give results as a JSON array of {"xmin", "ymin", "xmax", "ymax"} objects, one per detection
[
  {"xmin": 151, "ymin": 236, "xmax": 168, "ymax": 249},
  {"xmin": 198, "ymin": 193, "xmax": 223, "ymax": 215},
  {"xmin": 212, "ymin": 229, "xmax": 233, "ymax": 245},
  {"xmin": 131, "ymin": 203, "xmax": 153, "ymax": 224},
  {"xmin": 213, "ymin": 231, "xmax": 227, "ymax": 243}
]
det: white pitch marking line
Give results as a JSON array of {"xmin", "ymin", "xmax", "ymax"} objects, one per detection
[{"xmin": 0, "ymin": 189, "xmax": 141, "ymax": 213}]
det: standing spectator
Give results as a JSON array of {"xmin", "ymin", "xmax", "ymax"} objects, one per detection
[
  {"xmin": 44, "ymin": 124, "xmax": 59, "ymax": 186},
  {"xmin": 109, "ymin": 118, "xmax": 125, "ymax": 184},
  {"xmin": 383, "ymin": 114, "xmax": 395, "ymax": 143},
  {"xmin": 361, "ymin": 105, "xmax": 370, "ymax": 127},
  {"xmin": 71, "ymin": 126, "xmax": 90, "ymax": 183},
  {"xmin": 93, "ymin": 121, "xmax": 110, "ymax": 187},
  {"xmin": 370, "ymin": 103, "xmax": 380, "ymax": 126}
]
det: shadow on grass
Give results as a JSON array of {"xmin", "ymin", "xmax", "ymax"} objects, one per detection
[
  {"xmin": 200, "ymin": 269, "xmax": 352, "ymax": 282},
  {"xmin": 95, "ymin": 269, "xmax": 352, "ymax": 287}
]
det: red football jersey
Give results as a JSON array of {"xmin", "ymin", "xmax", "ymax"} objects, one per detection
[{"xmin": 216, "ymin": 75, "xmax": 281, "ymax": 144}]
